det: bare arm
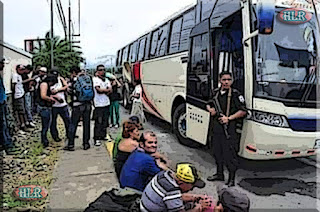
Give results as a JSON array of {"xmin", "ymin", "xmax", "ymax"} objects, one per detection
[
  {"xmin": 219, "ymin": 110, "xmax": 247, "ymax": 124},
  {"xmin": 40, "ymin": 83, "xmax": 55, "ymax": 103},
  {"xmin": 95, "ymin": 86, "xmax": 110, "ymax": 94},
  {"xmin": 206, "ymin": 104, "xmax": 217, "ymax": 116},
  {"xmin": 228, "ymin": 110, "xmax": 246, "ymax": 121},
  {"xmin": 22, "ymin": 77, "xmax": 36, "ymax": 84},
  {"xmin": 155, "ymin": 158, "xmax": 170, "ymax": 171},
  {"xmin": 58, "ymin": 77, "xmax": 68, "ymax": 92},
  {"xmin": 114, "ymin": 78, "xmax": 122, "ymax": 87},
  {"xmin": 152, "ymin": 152, "xmax": 170, "ymax": 165}
]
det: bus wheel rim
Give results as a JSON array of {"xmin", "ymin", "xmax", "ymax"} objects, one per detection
[{"xmin": 178, "ymin": 113, "xmax": 187, "ymax": 138}]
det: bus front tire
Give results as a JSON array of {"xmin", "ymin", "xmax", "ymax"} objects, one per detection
[{"xmin": 173, "ymin": 104, "xmax": 200, "ymax": 148}]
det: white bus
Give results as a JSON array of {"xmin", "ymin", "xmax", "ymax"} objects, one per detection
[{"xmin": 116, "ymin": 0, "xmax": 320, "ymax": 160}]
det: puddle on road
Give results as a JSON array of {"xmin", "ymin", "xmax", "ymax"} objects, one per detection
[{"xmin": 239, "ymin": 178, "xmax": 318, "ymax": 199}]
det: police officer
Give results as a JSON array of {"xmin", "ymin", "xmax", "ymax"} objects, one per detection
[{"xmin": 206, "ymin": 71, "xmax": 247, "ymax": 187}]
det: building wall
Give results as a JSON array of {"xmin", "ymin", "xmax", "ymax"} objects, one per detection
[
  {"xmin": 1, "ymin": 43, "xmax": 32, "ymax": 94},
  {"xmin": 1, "ymin": 42, "xmax": 32, "ymax": 133}
]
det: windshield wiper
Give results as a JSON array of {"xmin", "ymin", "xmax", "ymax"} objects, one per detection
[{"xmin": 300, "ymin": 66, "xmax": 317, "ymax": 102}]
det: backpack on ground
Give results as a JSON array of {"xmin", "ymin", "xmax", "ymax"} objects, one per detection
[
  {"xmin": 74, "ymin": 74, "xmax": 94, "ymax": 102},
  {"xmin": 84, "ymin": 188, "xmax": 141, "ymax": 212}
]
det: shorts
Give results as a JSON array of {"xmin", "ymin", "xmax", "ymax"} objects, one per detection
[{"xmin": 13, "ymin": 97, "xmax": 26, "ymax": 115}]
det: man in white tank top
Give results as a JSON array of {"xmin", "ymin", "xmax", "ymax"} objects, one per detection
[{"xmin": 50, "ymin": 68, "xmax": 72, "ymax": 143}]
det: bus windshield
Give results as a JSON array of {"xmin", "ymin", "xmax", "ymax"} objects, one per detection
[{"xmin": 255, "ymin": 7, "xmax": 319, "ymax": 104}]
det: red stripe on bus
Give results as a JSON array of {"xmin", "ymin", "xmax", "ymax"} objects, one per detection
[
  {"xmin": 141, "ymin": 91, "xmax": 163, "ymax": 118},
  {"xmin": 138, "ymin": 63, "xmax": 163, "ymax": 119}
]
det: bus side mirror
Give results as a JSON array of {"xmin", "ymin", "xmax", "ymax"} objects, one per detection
[{"xmin": 257, "ymin": 0, "xmax": 275, "ymax": 34}]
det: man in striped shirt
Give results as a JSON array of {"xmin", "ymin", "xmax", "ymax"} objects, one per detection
[{"xmin": 140, "ymin": 163, "xmax": 211, "ymax": 212}]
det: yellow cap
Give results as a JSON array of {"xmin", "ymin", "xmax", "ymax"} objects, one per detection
[{"xmin": 176, "ymin": 163, "xmax": 195, "ymax": 183}]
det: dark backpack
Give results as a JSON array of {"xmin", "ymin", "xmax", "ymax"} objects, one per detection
[
  {"xmin": 85, "ymin": 188, "xmax": 141, "ymax": 212},
  {"xmin": 74, "ymin": 75, "xmax": 94, "ymax": 102}
]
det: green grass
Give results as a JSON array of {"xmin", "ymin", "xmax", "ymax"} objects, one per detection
[{"xmin": 2, "ymin": 118, "xmax": 64, "ymax": 211}]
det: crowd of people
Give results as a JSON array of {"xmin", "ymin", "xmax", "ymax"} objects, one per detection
[
  {"xmin": 1, "ymin": 59, "xmax": 251, "ymax": 211},
  {"xmin": 110, "ymin": 114, "xmax": 250, "ymax": 211},
  {"xmin": 0, "ymin": 62, "xmax": 123, "ymax": 153}
]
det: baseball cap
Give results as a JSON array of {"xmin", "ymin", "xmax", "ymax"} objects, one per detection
[
  {"xmin": 39, "ymin": 67, "xmax": 48, "ymax": 73},
  {"xmin": 50, "ymin": 67, "xmax": 59, "ymax": 76},
  {"xmin": 218, "ymin": 187, "xmax": 250, "ymax": 212},
  {"xmin": 16, "ymin": 64, "xmax": 26, "ymax": 70},
  {"xmin": 129, "ymin": 116, "xmax": 140, "ymax": 124},
  {"xmin": 176, "ymin": 163, "xmax": 205, "ymax": 188},
  {"xmin": 25, "ymin": 65, "xmax": 33, "ymax": 71}
]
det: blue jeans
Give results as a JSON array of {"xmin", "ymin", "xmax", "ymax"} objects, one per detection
[
  {"xmin": 39, "ymin": 106, "xmax": 52, "ymax": 146},
  {"xmin": 0, "ymin": 103, "xmax": 13, "ymax": 149},
  {"xmin": 50, "ymin": 106, "xmax": 72, "ymax": 140},
  {"xmin": 24, "ymin": 92, "xmax": 33, "ymax": 122}
]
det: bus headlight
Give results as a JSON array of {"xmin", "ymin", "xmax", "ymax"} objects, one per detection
[
  {"xmin": 249, "ymin": 110, "xmax": 289, "ymax": 128},
  {"xmin": 314, "ymin": 140, "xmax": 320, "ymax": 149}
]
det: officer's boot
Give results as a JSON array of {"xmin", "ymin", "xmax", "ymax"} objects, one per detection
[
  {"xmin": 226, "ymin": 170, "xmax": 236, "ymax": 187},
  {"xmin": 207, "ymin": 165, "xmax": 224, "ymax": 181}
]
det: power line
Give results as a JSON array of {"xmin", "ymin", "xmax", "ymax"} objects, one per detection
[
  {"xmin": 57, "ymin": 0, "xmax": 66, "ymax": 27},
  {"xmin": 46, "ymin": 0, "xmax": 64, "ymax": 36},
  {"xmin": 55, "ymin": 0, "xmax": 67, "ymax": 38}
]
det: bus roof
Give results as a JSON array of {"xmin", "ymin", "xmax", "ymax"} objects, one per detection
[{"xmin": 118, "ymin": 2, "xmax": 196, "ymax": 51}]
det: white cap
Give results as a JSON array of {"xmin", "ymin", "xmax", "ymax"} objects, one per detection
[{"xmin": 39, "ymin": 67, "xmax": 47, "ymax": 72}]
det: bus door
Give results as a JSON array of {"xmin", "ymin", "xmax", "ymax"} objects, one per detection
[{"xmin": 186, "ymin": 20, "xmax": 212, "ymax": 145}]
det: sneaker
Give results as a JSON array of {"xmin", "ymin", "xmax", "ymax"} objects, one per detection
[
  {"xmin": 63, "ymin": 145, "xmax": 75, "ymax": 151},
  {"xmin": 226, "ymin": 180, "xmax": 235, "ymax": 187},
  {"xmin": 27, "ymin": 122, "xmax": 36, "ymax": 128},
  {"xmin": 53, "ymin": 137, "xmax": 62, "ymax": 142},
  {"xmin": 5, "ymin": 147, "xmax": 18, "ymax": 155},
  {"xmin": 207, "ymin": 174, "xmax": 225, "ymax": 182},
  {"xmin": 94, "ymin": 140, "xmax": 102, "ymax": 146},
  {"xmin": 109, "ymin": 124, "xmax": 113, "ymax": 128},
  {"xmin": 114, "ymin": 124, "xmax": 119, "ymax": 129},
  {"xmin": 17, "ymin": 130, "xmax": 27, "ymax": 135},
  {"xmin": 83, "ymin": 144, "xmax": 90, "ymax": 150}
]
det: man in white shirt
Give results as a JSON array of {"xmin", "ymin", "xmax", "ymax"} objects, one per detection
[
  {"xmin": 12, "ymin": 65, "xmax": 27, "ymax": 132},
  {"xmin": 93, "ymin": 65, "xmax": 112, "ymax": 146}
]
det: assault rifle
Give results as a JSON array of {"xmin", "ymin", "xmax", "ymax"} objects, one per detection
[{"xmin": 212, "ymin": 95, "xmax": 231, "ymax": 140}]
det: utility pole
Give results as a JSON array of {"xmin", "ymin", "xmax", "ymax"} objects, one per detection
[
  {"xmin": 78, "ymin": 0, "xmax": 80, "ymax": 35},
  {"xmin": 68, "ymin": 0, "xmax": 72, "ymax": 50},
  {"xmin": 50, "ymin": 0, "xmax": 54, "ymax": 69}
]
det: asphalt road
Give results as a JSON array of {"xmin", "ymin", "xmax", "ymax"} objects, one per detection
[{"xmin": 119, "ymin": 106, "xmax": 319, "ymax": 211}]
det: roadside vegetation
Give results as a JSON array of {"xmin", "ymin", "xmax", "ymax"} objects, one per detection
[{"xmin": 2, "ymin": 117, "xmax": 65, "ymax": 211}]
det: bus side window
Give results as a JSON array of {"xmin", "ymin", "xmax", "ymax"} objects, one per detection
[
  {"xmin": 188, "ymin": 33, "xmax": 210, "ymax": 100},
  {"xmin": 138, "ymin": 37, "xmax": 146, "ymax": 61},
  {"xmin": 157, "ymin": 24, "xmax": 169, "ymax": 57},
  {"xmin": 180, "ymin": 8, "xmax": 196, "ymax": 52},
  {"xmin": 169, "ymin": 17, "xmax": 183, "ymax": 54},
  {"xmin": 150, "ymin": 30, "xmax": 159, "ymax": 58}
]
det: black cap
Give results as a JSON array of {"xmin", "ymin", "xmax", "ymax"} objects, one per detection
[
  {"xmin": 129, "ymin": 116, "xmax": 140, "ymax": 124},
  {"xmin": 50, "ymin": 67, "xmax": 59, "ymax": 76},
  {"xmin": 25, "ymin": 65, "xmax": 33, "ymax": 71},
  {"xmin": 218, "ymin": 187, "xmax": 250, "ymax": 212}
]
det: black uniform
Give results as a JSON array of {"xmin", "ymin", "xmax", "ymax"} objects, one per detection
[{"xmin": 209, "ymin": 87, "xmax": 246, "ymax": 179}]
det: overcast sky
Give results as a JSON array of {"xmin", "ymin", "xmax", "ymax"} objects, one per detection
[{"xmin": 2, "ymin": 0, "xmax": 196, "ymax": 63}]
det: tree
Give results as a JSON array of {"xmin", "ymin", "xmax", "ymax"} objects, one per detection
[{"xmin": 32, "ymin": 32, "xmax": 84, "ymax": 77}]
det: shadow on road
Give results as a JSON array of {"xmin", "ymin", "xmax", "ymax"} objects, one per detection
[{"xmin": 239, "ymin": 178, "xmax": 318, "ymax": 199}]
